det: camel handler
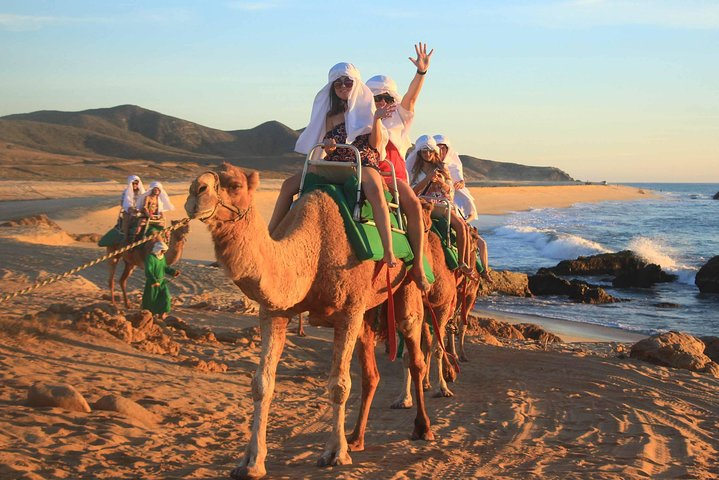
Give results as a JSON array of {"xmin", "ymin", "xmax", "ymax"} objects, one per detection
[
  {"xmin": 141, "ymin": 241, "xmax": 180, "ymax": 319},
  {"xmin": 120, "ymin": 175, "xmax": 145, "ymax": 241}
]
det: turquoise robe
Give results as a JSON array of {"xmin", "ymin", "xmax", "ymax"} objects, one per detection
[{"xmin": 141, "ymin": 254, "xmax": 177, "ymax": 315}]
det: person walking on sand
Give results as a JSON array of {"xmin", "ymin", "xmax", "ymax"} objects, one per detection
[
  {"xmin": 267, "ymin": 62, "xmax": 398, "ymax": 267},
  {"xmin": 364, "ymin": 42, "xmax": 434, "ymax": 291},
  {"xmin": 142, "ymin": 241, "xmax": 180, "ymax": 319}
]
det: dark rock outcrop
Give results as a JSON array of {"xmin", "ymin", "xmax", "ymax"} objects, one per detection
[
  {"xmin": 544, "ymin": 250, "xmax": 676, "ymax": 288},
  {"xmin": 528, "ymin": 272, "xmax": 619, "ymax": 304},
  {"xmin": 630, "ymin": 332, "xmax": 719, "ymax": 377},
  {"xmin": 713, "ymin": 191, "xmax": 719, "ymax": 200},
  {"xmin": 695, "ymin": 256, "xmax": 719, "ymax": 293},
  {"xmin": 700, "ymin": 336, "xmax": 719, "ymax": 363}
]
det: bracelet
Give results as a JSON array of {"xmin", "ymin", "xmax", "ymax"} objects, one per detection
[{"xmin": 417, "ymin": 69, "xmax": 427, "ymax": 76}]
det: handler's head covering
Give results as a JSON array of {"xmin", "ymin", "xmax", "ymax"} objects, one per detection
[
  {"xmin": 137, "ymin": 181, "xmax": 175, "ymax": 213},
  {"xmin": 433, "ymin": 134, "xmax": 464, "ymax": 183},
  {"xmin": 122, "ymin": 175, "xmax": 145, "ymax": 211},
  {"xmin": 405, "ymin": 134, "xmax": 439, "ymax": 175},
  {"xmin": 295, "ymin": 62, "xmax": 387, "ymax": 160},
  {"xmin": 366, "ymin": 74, "xmax": 412, "ymax": 159},
  {"xmin": 152, "ymin": 240, "xmax": 168, "ymax": 256}
]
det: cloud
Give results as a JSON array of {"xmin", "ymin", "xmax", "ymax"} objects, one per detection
[{"xmin": 510, "ymin": 0, "xmax": 719, "ymax": 29}]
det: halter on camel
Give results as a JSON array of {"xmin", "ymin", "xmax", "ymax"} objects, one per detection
[{"xmin": 194, "ymin": 171, "xmax": 252, "ymax": 223}]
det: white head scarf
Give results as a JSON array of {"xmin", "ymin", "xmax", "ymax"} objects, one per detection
[
  {"xmin": 405, "ymin": 134, "xmax": 438, "ymax": 176},
  {"xmin": 295, "ymin": 62, "xmax": 387, "ymax": 160},
  {"xmin": 366, "ymin": 75, "xmax": 412, "ymax": 159},
  {"xmin": 122, "ymin": 175, "xmax": 145, "ymax": 211},
  {"xmin": 137, "ymin": 181, "xmax": 175, "ymax": 213},
  {"xmin": 433, "ymin": 134, "xmax": 464, "ymax": 183},
  {"xmin": 152, "ymin": 240, "xmax": 168, "ymax": 258},
  {"xmin": 434, "ymin": 134, "xmax": 477, "ymax": 219}
]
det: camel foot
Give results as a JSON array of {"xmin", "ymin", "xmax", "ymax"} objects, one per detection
[
  {"xmin": 297, "ymin": 328, "xmax": 306, "ymax": 337},
  {"xmin": 459, "ymin": 353, "xmax": 469, "ymax": 363},
  {"xmin": 317, "ymin": 449, "xmax": 352, "ymax": 467},
  {"xmin": 346, "ymin": 435, "xmax": 365, "ymax": 452},
  {"xmin": 433, "ymin": 386, "xmax": 454, "ymax": 398},
  {"xmin": 411, "ymin": 427, "xmax": 435, "ymax": 442},
  {"xmin": 390, "ymin": 396, "xmax": 413, "ymax": 409},
  {"xmin": 422, "ymin": 381, "xmax": 431, "ymax": 392},
  {"xmin": 230, "ymin": 464, "xmax": 266, "ymax": 480}
]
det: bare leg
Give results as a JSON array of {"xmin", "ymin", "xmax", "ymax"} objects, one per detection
[
  {"xmin": 477, "ymin": 234, "xmax": 490, "ymax": 274},
  {"xmin": 231, "ymin": 313, "xmax": 289, "ymax": 480},
  {"xmin": 267, "ymin": 173, "xmax": 301, "ymax": 235},
  {"xmin": 347, "ymin": 316, "xmax": 379, "ymax": 451},
  {"xmin": 317, "ymin": 308, "xmax": 364, "ymax": 467},
  {"xmin": 451, "ymin": 212, "xmax": 475, "ymax": 278},
  {"xmin": 459, "ymin": 320, "xmax": 469, "ymax": 362},
  {"xmin": 296, "ymin": 313, "xmax": 305, "ymax": 337},
  {"xmin": 119, "ymin": 262, "xmax": 136, "ymax": 309},
  {"xmin": 397, "ymin": 180, "xmax": 429, "ymax": 291},
  {"xmin": 362, "ymin": 169, "xmax": 397, "ymax": 267}
]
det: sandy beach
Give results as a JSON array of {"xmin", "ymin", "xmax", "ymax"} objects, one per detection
[{"xmin": 1, "ymin": 179, "xmax": 717, "ymax": 479}]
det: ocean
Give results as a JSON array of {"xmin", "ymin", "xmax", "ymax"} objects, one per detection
[{"xmin": 474, "ymin": 183, "xmax": 719, "ymax": 338}]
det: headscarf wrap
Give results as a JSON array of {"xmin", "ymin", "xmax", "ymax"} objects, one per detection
[
  {"xmin": 405, "ymin": 134, "xmax": 436, "ymax": 177},
  {"xmin": 136, "ymin": 181, "xmax": 175, "ymax": 213},
  {"xmin": 295, "ymin": 62, "xmax": 387, "ymax": 160},
  {"xmin": 366, "ymin": 75, "xmax": 412, "ymax": 159},
  {"xmin": 121, "ymin": 175, "xmax": 145, "ymax": 211},
  {"xmin": 434, "ymin": 134, "xmax": 478, "ymax": 220},
  {"xmin": 152, "ymin": 240, "xmax": 168, "ymax": 258}
]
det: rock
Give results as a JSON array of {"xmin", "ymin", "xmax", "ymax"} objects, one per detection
[
  {"xmin": 514, "ymin": 323, "xmax": 563, "ymax": 344},
  {"xmin": 654, "ymin": 302, "xmax": 680, "ymax": 308},
  {"xmin": 695, "ymin": 256, "xmax": 719, "ymax": 293},
  {"xmin": 476, "ymin": 270, "xmax": 532, "ymax": 297},
  {"xmin": 630, "ymin": 332, "xmax": 718, "ymax": 376},
  {"xmin": 474, "ymin": 333, "xmax": 502, "ymax": 346},
  {"xmin": 528, "ymin": 272, "xmax": 618, "ymax": 304},
  {"xmin": 0, "ymin": 214, "xmax": 62, "ymax": 229},
  {"xmin": 467, "ymin": 316, "xmax": 525, "ymax": 340},
  {"xmin": 713, "ymin": 191, "xmax": 719, "ymax": 200},
  {"xmin": 179, "ymin": 358, "xmax": 228, "ymax": 373},
  {"xmin": 27, "ymin": 382, "xmax": 91, "ymax": 413},
  {"xmin": 700, "ymin": 336, "xmax": 719, "ymax": 363},
  {"xmin": 544, "ymin": 250, "xmax": 677, "ymax": 288},
  {"xmin": 71, "ymin": 233, "xmax": 102, "ymax": 243},
  {"xmin": 93, "ymin": 395, "xmax": 159, "ymax": 427},
  {"xmin": 127, "ymin": 310, "xmax": 154, "ymax": 332}
]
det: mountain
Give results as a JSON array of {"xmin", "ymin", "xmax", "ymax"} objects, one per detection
[{"xmin": 0, "ymin": 105, "xmax": 574, "ymax": 182}]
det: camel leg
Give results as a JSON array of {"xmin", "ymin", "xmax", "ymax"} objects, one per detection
[
  {"xmin": 390, "ymin": 348, "xmax": 413, "ymax": 409},
  {"xmin": 347, "ymin": 316, "xmax": 379, "ymax": 452},
  {"xmin": 444, "ymin": 327, "xmax": 458, "ymax": 382},
  {"xmin": 231, "ymin": 314, "xmax": 289, "ymax": 480},
  {"xmin": 459, "ymin": 320, "xmax": 469, "ymax": 362},
  {"xmin": 421, "ymin": 320, "xmax": 432, "ymax": 391},
  {"xmin": 432, "ymin": 309, "xmax": 454, "ymax": 398},
  {"xmin": 119, "ymin": 262, "xmax": 135, "ymax": 309},
  {"xmin": 317, "ymin": 310, "xmax": 363, "ymax": 468},
  {"xmin": 296, "ymin": 313, "xmax": 305, "ymax": 337},
  {"xmin": 107, "ymin": 257, "xmax": 119, "ymax": 307}
]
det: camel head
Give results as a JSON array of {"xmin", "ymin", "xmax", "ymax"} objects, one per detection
[{"xmin": 185, "ymin": 163, "xmax": 260, "ymax": 223}]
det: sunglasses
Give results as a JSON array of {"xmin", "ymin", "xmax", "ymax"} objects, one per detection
[
  {"xmin": 373, "ymin": 94, "xmax": 394, "ymax": 104},
  {"xmin": 333, "ymin": 77, "xmax": 354, "ymax": 89}
]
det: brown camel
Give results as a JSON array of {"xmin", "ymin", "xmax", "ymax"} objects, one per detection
[
  {"xmin": 184, "ymin": 164, "xmax": 431, "ymax": 479},
  {"xmin": 393, "ymin": 201, "xmax": 461, "ymax": 404},
  {"xmin": 106, "ymin": 220, "xmax": 189, "ymax": 308}
]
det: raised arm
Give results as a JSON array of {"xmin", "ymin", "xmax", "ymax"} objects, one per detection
[{"xmin": 401, "ymin": 43, "xmax": 434, "ymax": 113}]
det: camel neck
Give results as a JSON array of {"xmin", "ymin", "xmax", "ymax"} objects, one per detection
[{"xmin": 209, "ymin": 206, "xmax": 312, "ymax": 311}]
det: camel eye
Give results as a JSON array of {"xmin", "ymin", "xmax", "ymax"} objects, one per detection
[{"xmin": 230, "ymin": 183, "xmax": 242, "ymax": 191}]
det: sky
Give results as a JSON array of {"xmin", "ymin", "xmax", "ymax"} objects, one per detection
[{"xmin": 1, "ymin": 0, "xmax": 717, "ymax": 182}]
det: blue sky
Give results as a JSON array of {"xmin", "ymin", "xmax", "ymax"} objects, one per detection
[{"xmin": 1, "ymin": 0, "xmax": 717, "ymax": 182}]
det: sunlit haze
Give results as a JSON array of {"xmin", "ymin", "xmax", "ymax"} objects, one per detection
[{"xmin": 1, "ymin": 0, "xmax": 717, "ymax": 182}]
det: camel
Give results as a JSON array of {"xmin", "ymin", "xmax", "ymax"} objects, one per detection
[
  {"xmin": 184, "ymin": 163, "xmax": 432, "ymax": 479},
  {"xmin": 106, "ymin": 220, "xmax": 189, "ymax": 308},
  {"xmin": 392, "ymin": 201, "xmax": 462, "ymax": 405}
]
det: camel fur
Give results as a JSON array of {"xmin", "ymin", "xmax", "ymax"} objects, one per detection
[
  {"xmin": 184, "ymin": 163, "xmax": 432, "ymax": 479},
  {"xmin": 105, "ymin": 220, "xmax": 189, "ymax": 308}
]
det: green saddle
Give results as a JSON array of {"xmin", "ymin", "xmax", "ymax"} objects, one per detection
[
  {"xmin": 430, "ymin": 217, "xmax": 484, "ymax": 273},
  {"xmin": 97, "ymin": 222, "xmax": 164, "ymax": 248},
  {"xmin": 301, "ymin": 172, "xmax": 434, "ymax": 284}
]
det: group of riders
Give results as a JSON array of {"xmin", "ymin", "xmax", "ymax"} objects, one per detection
[
  {"xmin": 267, "ymin": 43, "xmax": 490, "ymax": 290},
  {"xmin": 116, "ymin": 43, "xmax": 490, "ymax": 298}
]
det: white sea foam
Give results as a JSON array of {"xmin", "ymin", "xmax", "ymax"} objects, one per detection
[
  {"xmin": 495, "ymin": 225, "xmax": 611, "ymax": 260},
  {"xmin": 627, "ymin": 237, "xmax": 697, "ymax": 285}
]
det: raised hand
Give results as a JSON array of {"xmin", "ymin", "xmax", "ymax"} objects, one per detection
[
  {"xmin": 409, "ymin": 42, "xmax": 434, "ymax": 73},
  {"xmin": 375, "ymin": 103, "xmax": 397, "ymax": 120}
]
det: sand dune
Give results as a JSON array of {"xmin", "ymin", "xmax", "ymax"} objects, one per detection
[{"xmin": 1, "ymin": 180, "xmax": 715, "ymax": 480}]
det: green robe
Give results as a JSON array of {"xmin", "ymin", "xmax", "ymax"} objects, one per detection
[{"xmin": 141, "ymin": 254, "xmax": 177, "ymax": 315}]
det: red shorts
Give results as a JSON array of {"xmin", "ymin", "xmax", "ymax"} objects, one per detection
[{"xmin": 378, "ymin": 141, "xmax": 408, "ymax": 185}]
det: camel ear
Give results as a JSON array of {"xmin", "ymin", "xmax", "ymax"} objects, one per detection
[{"xmin": 246, "ymin": 170, "xmax": 260, "ymax": 192}]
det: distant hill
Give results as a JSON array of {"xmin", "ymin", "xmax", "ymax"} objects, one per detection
[{"xmin": 0, "ymin": 104, "xmax": 574, "ymax": 182}]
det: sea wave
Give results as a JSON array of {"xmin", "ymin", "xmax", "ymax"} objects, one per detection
[
  {"xmin": 494, "ymin": 225, "xmax": 611, "ymax": 260},
  {"xmin": 627, "ymin": 237, "xmax": 697, "ymax": 285}
]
